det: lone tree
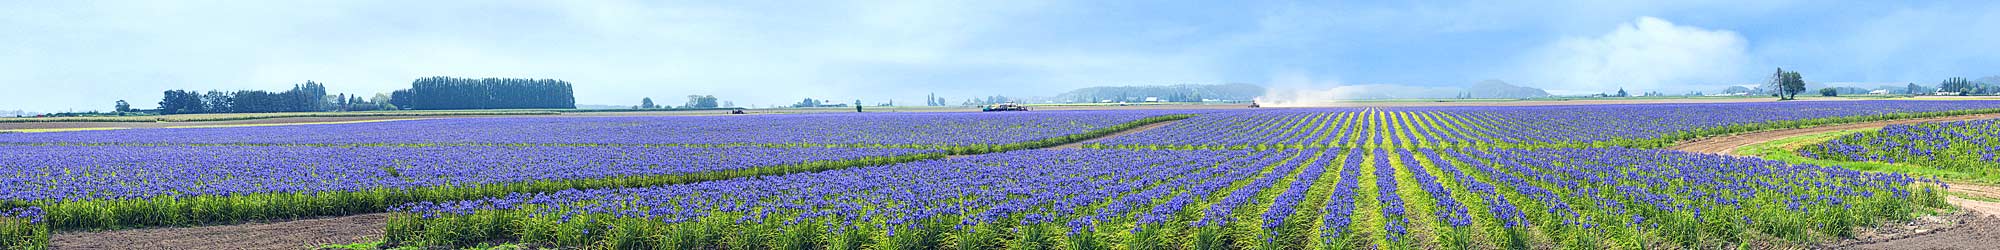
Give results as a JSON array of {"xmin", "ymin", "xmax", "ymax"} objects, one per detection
[
  {"xmin": 1766, "ymin": 67, "xmax": 1806, "ymax": 100},
  {"xmin": 114, "ymin": 100, "xmax": 130, "ymax": 113},
  {"xmin": 640, "ymin": 97, "xmax": 656, "ymax": 109}
]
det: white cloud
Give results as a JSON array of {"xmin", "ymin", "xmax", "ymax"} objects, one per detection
[
  {"xmin": 1754, "ymin": 3, "xmax": 2000, "ymax": 82},
  {"xmin": 1518, "ymin": 17, "xmax": 1750, "ymax": 94},
  {"xmin": 1252, "ymin": 71, "xmax": 1463, "ymax": 106}
]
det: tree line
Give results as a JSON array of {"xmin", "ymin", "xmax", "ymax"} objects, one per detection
[
  {"xmin": 151, "ymin": 77, "xmax": 577, "ymax": 115},
  {"xmin": 158, "ymin": 81, "xmax": 332, "ymax": 114},
  {"xmin": 389, "ymin": 77, "xmax": 576, "ymax": 110}
]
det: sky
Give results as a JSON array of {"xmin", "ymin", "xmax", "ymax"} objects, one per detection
[{"xmin": 2, "ymin": 0, "xmax": 1997, "ymax": 112}]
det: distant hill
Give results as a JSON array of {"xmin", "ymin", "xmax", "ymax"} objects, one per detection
[
  {"xmin": 1466, "ymin": 80, "xmax": 1550, "ymax": 99},
  {"xmin": 1050, "ymin": 83, "xmax": 1264, "ymax": 103}
]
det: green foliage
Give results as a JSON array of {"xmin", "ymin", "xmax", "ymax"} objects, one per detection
[
  {"xmin": 3, "ymin": 114, "xmax": 1188, "ymax": 235},
  {"xmin": 10, "ymin": 153, "xmax": 941, "ymax": 231},
  {"xmin": 1940, "ymin": 77, "xmax": 1974, "ymax": 95},
  {"xmin": 1616, "ymin": 108, "xmax": 2000, "ymax": 149},
  {"xmin": 0, "ymin": 218, "xmax": 47, "ymax": 250},
  {"xmin": 684, "ymin": 95, "xmax": 720, "ymax": 109},
  {"xmin": 1794, "ymin": 120, "xmax": 2000, "ymax": 182},
  {"xmin": 381, "ymin": 147, "xmax": 1949, "ymax": 249},
  {"xmin": 160, "ymin": 81, "xmax": 330, "ymax": 114},
  {"xmin": 1768, "ymin": 68, "xmax": 1807, "ymax": 100},
  {"xmin": 398, "ymin": 77, "xmax": 576, "ymax": 110},
  {"xmin": 317, "ymin": 240, "xmax": 383, "ymax": 250}
]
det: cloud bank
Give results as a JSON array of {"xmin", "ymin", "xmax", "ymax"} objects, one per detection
[{"xmin": 1519, "ymin": 17, "xmax": 1751, "ymax": 94}]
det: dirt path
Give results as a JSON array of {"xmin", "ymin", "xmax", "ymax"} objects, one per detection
[
  {"xmin": 49, "ymin": 213, "xmax": 388, "ymax": 250},
  {"xmin": 1667, "ymin": 113, "xmax": 2000, "ymax": 156},
  {"xmin": 1661, "ymin": 112, "xmax": 2000, "ymax": 249},
  {"xmin": 944, "ymin": 119, "xmax": 1183, "ymax": 160},
  {"xmin": 1662, "ymin": 112, "xmax": 2000, "ymax": 214},
  {"xmin": 1050, "ymin": 119, "xmax": 1180, "ymax": 149}
]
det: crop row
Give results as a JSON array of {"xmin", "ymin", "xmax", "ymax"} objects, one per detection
[
  {"xmin": 0, "ymin": 145, "xmax": 937, "ymax": 202},
  {"xmin": 0, "ymin": 110, "xmax": 1187, "ymax": 147},
  {"xmin": 0, "ymin": 114, "xmax": 1194, "ymax": 235},
  {"xmin": 1089, "ymin": 100, "xmax": 2000, "ymax": 149},
  {"xmin": 384, "ymin": 146, "xmax": 1945, "ymax": 249},
  {"xmin": 0, "ymin": 145, "xmax": 941, "ymax": 231},
  {"xmin": 1800, "ymin": 118, "xmax": 2000, "ymax": 177}
]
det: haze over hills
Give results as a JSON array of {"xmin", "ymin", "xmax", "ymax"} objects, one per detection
[
  {"xmin": 1021, "ymin": 80, "xmax": 1551, "ymax": 106},
  {"xmin": 1048, "ymin": 83, "xmax": 1266, "ymax": 103},
  {"xmin": 1252, "ymin": 80, "xmax": 1553, "ymax": 106}
]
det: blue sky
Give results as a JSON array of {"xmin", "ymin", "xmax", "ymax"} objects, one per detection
[{"xmin": 2, "ymin": 0, "xmax": 1996, "ymax": 111}]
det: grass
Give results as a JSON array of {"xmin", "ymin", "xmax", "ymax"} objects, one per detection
[
  {"xmin": 317, "ymin": 240, "xmax": 383, "ymax": 250},
  {"xmin": 1731, "ymin": 128, "xmax": 2000, "ymax": 184},
  {"xmin": 0, "ymin": 217, "xmax": 45, "ymax": 250},
  {"xmin": 320, "ymin": 239, "xmax": 538, "ymax": 250}
]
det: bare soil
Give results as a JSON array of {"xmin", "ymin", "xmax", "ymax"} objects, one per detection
[
  {"xmin": 1666, "ymin": 113, "xmax": 2000, "ymax": 155},
  {"xmin": 946, "ymin": 119, "xmax": 1182, "ymax": 160},
  {"xmin": 1050, "ymin": 119, "xmax": 1182, "ymax": 149},
  {"xmin": 1661, "ymin": 112, "xmax": 2000, "ymax": 249},
  {"xmin": 50, "ymin": 213, "xmax": 388, "ymax": 250},
  {"xmin": 1823, "ymin": 210, "xmax": 2000, "ymax": 250}
]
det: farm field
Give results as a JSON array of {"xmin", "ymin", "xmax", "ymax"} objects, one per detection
[
  {"xmin": 3, "ymin": 100, "xmax": 1999, "ymax": 249},
  {"xmin": 1800, "ymin": 118, "xmax": 2000, "ymax": 180}
]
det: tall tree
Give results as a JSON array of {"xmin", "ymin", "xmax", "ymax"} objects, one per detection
[
  {"xmin": 684, "ymin": 95, "xmax": 719, "ymax": 108},
  {"xmin": 1766, "ymin": 68, "xmax": 1789, "ymax": 99},
  {"xmin": 1941, "ymin": 77, "xmax": 1973, "ymax": 96},
  {"xmin": 1783, "ymin": 71, "xmax": 1806, "ymax": 99},
  {"xmin": 114, "ymin": 100, "xmax": 130, "ymax": 113},
  {"xmin": 641, "ymin": 97, "xmax": 656, "ymax": 109},
  {"xmin": 396, "ymin": 77, "xmax": 576, "ymax": 110}
]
